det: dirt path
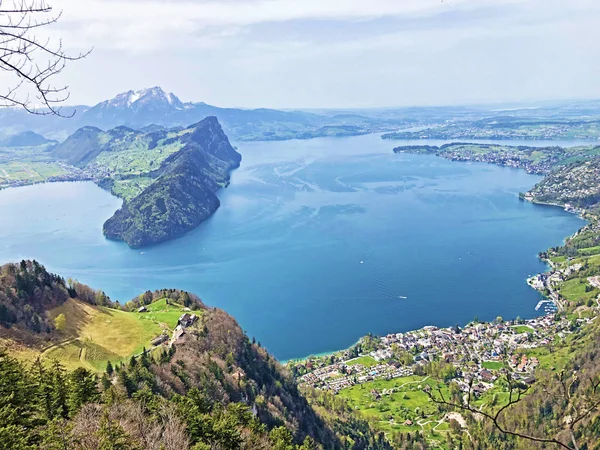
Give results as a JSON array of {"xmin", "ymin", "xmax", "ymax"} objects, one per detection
[
  {"xmin": 40, "ymin": 337, "xmax": 78, "ymax": 355},
  {"xmin": 445, "ymin": 412, "xmax": 467, "ymax": 428},
  {"xmin": 396, "ymin": 376, "xmax": 430, "ymax": 391}
]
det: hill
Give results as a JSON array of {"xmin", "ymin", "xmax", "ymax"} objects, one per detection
[
  {"xmin": 0, "ymin": 260, "xmax": 69, "ymax": 340},
  {"xmin": 49, "ymin": 125, "xmax": 107, "ymax": 166},
  {"xmin": 526, "ymin": 158, "xmax": 600, "ymax": 212},
  {"xmin": 0, "ymin": 262, "xmax": 206, "ymax": 372},
  {"xmin": 1, "ymin": 131, "xmax": 56, "ymax": 147},
  {"xmin": 0, "ymin": 261, "xmax": 392, "ymax": 449},
  {"xmin": 52, "ymin": 117, "xmax": 241, "ymax": 247}
]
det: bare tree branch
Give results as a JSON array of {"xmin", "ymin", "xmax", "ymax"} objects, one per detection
[
  {"xmin": 0, "ymin": 0, "xmax": 91, "ymax": 116},
  {"xmin": 425, "ymin": 372, "xmax": 599, "ymax": 450}
]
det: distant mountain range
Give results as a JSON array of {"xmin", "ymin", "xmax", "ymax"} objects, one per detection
[
  {"xmin": 0, "ymin": 87, "xmax": 402, "ymax": 142},
  {"xmin": 0, "ymin": 131, "xmax": 56, "ymax": 147},
  {"xmin": 5, "ymin": 88, "xmax": 600, "ymax": 144}
]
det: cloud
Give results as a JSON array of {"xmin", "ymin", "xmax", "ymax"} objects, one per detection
[
  {"xmin": 28, "ymin": 0, "xmax": 600, "ymax": 107},
  {"xmin": 50, "ymin": 0, "xmax": 522, "ymax": 51}
]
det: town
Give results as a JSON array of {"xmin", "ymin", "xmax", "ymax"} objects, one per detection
[{"xmin": 295, "ymin": 312, "xmax": 590, "ymax": 397}]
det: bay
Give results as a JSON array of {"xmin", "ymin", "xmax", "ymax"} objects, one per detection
[{"xmin": 0, "ymin": 134, "xmax": 585, "ymax": 360}]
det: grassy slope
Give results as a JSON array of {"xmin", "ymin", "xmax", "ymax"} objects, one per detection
[
  {"xmin": 7, "ymin": 298, "xmax": 189, "ymax": 372},
  {"xmin": 345, "ymin": 355, "xmax": 378, "ymax": 367},
  {"xmin": 338, "ymin": 376, "xmax": 451, "ymax": 447}
]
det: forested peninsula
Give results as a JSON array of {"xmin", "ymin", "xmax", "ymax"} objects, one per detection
[{"xmin": 51, "ymin": 116, "xmax": 241, "ymax": 247}]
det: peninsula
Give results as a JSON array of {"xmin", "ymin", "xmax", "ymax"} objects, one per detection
[{"xmin": 51, "ymin": 116, "xmax": 241, "ymax": 247}]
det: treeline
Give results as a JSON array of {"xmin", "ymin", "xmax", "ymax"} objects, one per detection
[
  {"xmin": 0, "ymin": 260, "xmax": 69, "ymax": 334},
  {"xmin": 0, "ymin": 301, "xmax": 395, "ymax": 449},
  {"xmin": 123, "ymin": 288, "xmax": 204, "ymax": 312},
  {"xmin": 0, "ymin": 260, "xmax": 125, "ymax": 339},
  {"xmin": 0, "ymin": 350, "xmax": 319, "ymax": 450}
]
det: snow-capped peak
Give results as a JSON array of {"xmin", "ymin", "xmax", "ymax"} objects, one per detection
[
  {"xmin": 102, "ymin": 87, "xmax": 184, "ymax": 110},
  {"xmin": 127, "ymin": 91, "xmax": 141, "ymax": 106}
]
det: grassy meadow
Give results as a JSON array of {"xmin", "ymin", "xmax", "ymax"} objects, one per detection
[
  {"xmin": 337, "ymin": 376, "xmax": 452, "ymax": 446},
  {"xmin": 4, "ymin": 298, "xmax": 190, "ymax": 372}
]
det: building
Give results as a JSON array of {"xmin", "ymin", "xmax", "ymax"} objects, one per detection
[
  {"xmin": 178, "ymin": 313, "xmax": 198, "ymax": 328},
  {"xmin": 151, "ymin": 334, "xmax": 168, "ymax": 346}
]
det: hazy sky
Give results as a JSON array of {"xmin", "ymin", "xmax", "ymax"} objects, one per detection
[{"xmin": 38, "ymin": 0, "xmax": 600, "ymax": 108}]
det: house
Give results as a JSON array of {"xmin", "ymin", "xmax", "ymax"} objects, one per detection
[
  {"xmin": 480, "ymin": 369, "xmax": 495, "ymax": 382},
  {"xmin": 404, "ymin": 420, "xmax": 413, "ymax": 426},
  {"xmin": 138, "ymin": 306, "xmax": 148, "ymax": 313},
  {"xmin": 151, "ymin": 334, "xmax": 168, "ymax": 346},
  {"xmin": 171, "ymin": 326, "xmax": 186, "ymax": 345},
  {"xmin": 178, "ymin": 313, "xmax": 198, "ymax": 328}
]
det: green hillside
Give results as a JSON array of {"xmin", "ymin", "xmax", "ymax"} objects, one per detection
[
  {"xmin": 0, "ymin": 261, "xmax": 391, "ymax": 450},
  {"xmin": 3, "ymin": 296, "xmax": 192, "ymax": 372}
]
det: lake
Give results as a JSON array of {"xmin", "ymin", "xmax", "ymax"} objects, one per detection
[{"xmin": 0, "ymin": 134, "xmax": 585, "ymax": 360}]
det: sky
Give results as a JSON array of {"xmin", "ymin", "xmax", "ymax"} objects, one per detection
[{"xmin": 20, "ymin": 0, "xmax": 600, "ymax": 108}]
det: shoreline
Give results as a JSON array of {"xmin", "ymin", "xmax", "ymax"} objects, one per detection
[{"xmin": 286, "ymin": 150, "xmax": 590, "ymax": 365}]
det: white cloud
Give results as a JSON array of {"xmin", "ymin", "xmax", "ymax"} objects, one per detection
[
  {"xmin": 27, "ymin": 0, "xmax": 600, "ymax": 107},
  {"xmin": 50, "ymin": 0, "xmax": 522, "ymax": 50}
]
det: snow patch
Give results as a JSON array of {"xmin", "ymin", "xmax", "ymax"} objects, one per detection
[{"xmin": 128, "ymin": 91, "xmax": 141, "ymax": 106}]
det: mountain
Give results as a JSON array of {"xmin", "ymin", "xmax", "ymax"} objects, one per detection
[
  {"xmin": 103, "ymin": 117, "xmax": 241, "ymax": 247},
  {"xmin": 80, "ymin": 86, "xmax": 186, "ymax": 126},
  {"xmin": 75, "ymin": 87, "xmax": 334, "ymax": 140},
  {"xmin": 52, "ymin": 117, "xmax": 241, "ymax": 248},
  {"xmin": 0, "ymin": 87, "xmax": 389, "ymax": 141},
  {"xmin": 527, "ymin": 158, "xmax": 600, "ymax": 211},
  {"xmin": 1, "ymin": 131, "xmax": 56, "ymax": 147},
  {"xmin": 50, "ymin": 126, "xmax": 106, "ymax": 165},
  {"xmin": 0, "ymin": 260, "xmax": 391, "ymax": 449}
]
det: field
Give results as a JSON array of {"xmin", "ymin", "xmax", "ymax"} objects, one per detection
[
  {"xmin": 0, "ymin": 161, "xmax": 69, "ymax": 186},
  {"xmin": 138, "ymin": 298, "xmax": 184, "ymax": 329},
  {"xmin": 559, "ymin": 278, "xmax": 598, "ymax": 304},
  {"xmin": 345, "ymin": 355, "xmax": 378, "ymax": 367},
  {"xmin": 90, "ymin": 136, "xmax": 185, "ymax": 176},
  {"xmin": 512, "ymin": 325, "xmax": 534, "ymax": 334},
  {"xmin": 523, "ymin": 345, "xmax": 571, "ymax": 371},
  {"xmin": 111, "ymin": 177, "xmax": 155, "ymax": 201},
  {"xmin": 11, "ymin": 298, "xmax": 191, "ymax": 372},
  {"xmin": 482, "ymin": 360, "xmax": 506, "ymax": 370},
  {"xmin": 338, "ymin": 376, "xmax": 451, "ymax": 447}
]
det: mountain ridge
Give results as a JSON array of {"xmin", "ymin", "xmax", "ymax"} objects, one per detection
[
  {"xmin": 51, "ymin": 116, "xmax": 241, "ymax": 247},
  {"xmin": 0, "ymin": 86, "xmax": 388, "ymax": 141}
]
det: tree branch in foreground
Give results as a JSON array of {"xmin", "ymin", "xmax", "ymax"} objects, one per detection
[
  {"xmin": 0, "ymin": 0, "xmax": 91, "ymax": 116},
  {"xmin": 425, "ymin": 372, "xmax": 600, "ymax": 450}
]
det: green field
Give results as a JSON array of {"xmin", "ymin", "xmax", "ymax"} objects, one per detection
[
  {"xmin": 523, "ymin": 346, "xmax": 571, "ymax": 371},
  {"xmin": 15, "ymin": 297, "xmax": 193, "ymax": 372},
  {"xmin": 578, "ymin": 246, "xmax": 600, "ymax": 257},
  {"xmin": 138, "ymin": 298, "xmax": 185, "ymax": 329},
  {"xmin": 338, "ymin": 376, "xmax": 451, "ymax": 446},
  {"xmin": 91, "ymin": 136, "xmax": 185, "ymax": 176},
  {"xmin": 482, "ymin": 361, "xmax": 506, "ymax": 370},
  {"xmin": 346, "ymin": 355, "xmax": 378, "ymax": 367},
  {"xmin": 0, "ymin": 161, "xmax": 69, "ymax": 186},
  {"xmin": 512, "ymin": 325, "xmax": 534, "ymax": 334},
  {"xmin": 559, "ymin": 278, "xmax": 598, "ymax": 304},
  {"xmin": 111, "ymin": 177, "xmax": 155, "ymax": 201}
]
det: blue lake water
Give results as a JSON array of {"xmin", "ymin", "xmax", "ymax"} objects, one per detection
[{"xmin": 0, "ymin": 134, "xmax": 586, "ymax": 360}]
